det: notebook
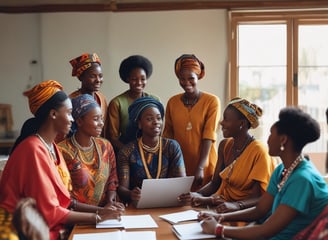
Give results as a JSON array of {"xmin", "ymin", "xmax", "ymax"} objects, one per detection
[
  {"xmin": 172, "ymin": 222, "xmax": 216, "ymax": 240},
  {"xmin": 136, "ymin": 176, "xmax": 194, "ymax": 209}
]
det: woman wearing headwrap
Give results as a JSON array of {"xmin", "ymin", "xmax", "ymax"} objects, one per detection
[
  {"xmin": 179, "ymin": 97, "xmax": 275, "ymax": 214},
  {"xmin": 58, "ymin": 94, "xmax": 121, "ymax": 207},
  {"xmin": 200, "ymin": 107, "xmax": 328, "ymax": 239},
  {"xmin": 163, "ymin": 54, "xmax": 220, "ymax": 191},
  {"xmin": 116, "ymin": 97, "xmax": 186, "ymax": 204},
  {"xmin": 69, "ymin": 53, "xmax": 108, "ymax": 136},
  {"xmin": 0, "ymin": 80, "xmax": 122, "ymax": 240},
  {"xmin": 105, "ymin": 55, "xmax": 159, "ymax": 154}
]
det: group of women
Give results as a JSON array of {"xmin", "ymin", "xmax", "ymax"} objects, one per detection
[{"xmin": 0, "ymin": 52, "xmax": 327, "ymax": 240}]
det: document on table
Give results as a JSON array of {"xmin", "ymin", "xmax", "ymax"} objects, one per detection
[
  {"xmin": 159, "ymin": 209, "xmax": 199, "ymax": 224},
  {"xmin": 73, "ymin": 230, "xmax": 156, "ymax": 240},
  {"xmin": 137, "ymin": 176, "xmax": 194, "ymax": 208},
  {"xmin": 172, "ymin": 222, "xmax": 216, "ymax": 240},
  {"xmin": 96, "ymin": 214, "xmax": 158, "ymax": 229}
]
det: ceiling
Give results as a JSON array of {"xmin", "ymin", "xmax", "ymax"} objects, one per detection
[{"xmin": 1, "ymin": 0, "xmax": 328, "ymax": 13}]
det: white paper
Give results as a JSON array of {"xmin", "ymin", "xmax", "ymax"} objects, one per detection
[
  {"xmin": 73, "ymin": 230, "xmax": 156, "ymax": 240},
  {"xmin": 97, "ymin": 214, "xmax": 158, "ymax": 229},
  {"xmin": 159, "ymin": 209, "xmax": 199, "ymax": 224},
  {"xmin": 172, "ymin": 222, "xmax": 216, "ymax": 240},
  {"xmin": 137, "ymin": 176, "xmax": 194, "ymax": 208}
]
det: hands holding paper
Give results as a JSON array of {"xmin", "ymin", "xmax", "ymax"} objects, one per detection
[{"xmin": 98, "ymin": 203, "xmax": 125, "ymax": 222}]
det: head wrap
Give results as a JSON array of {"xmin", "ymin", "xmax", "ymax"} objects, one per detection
[
  {"xmin": 174, "ymin": 54, "xmax": 205, "ymax": 80},
  {"xmin": 228, "ymin": 97, "xmax": 262, "ymax": 129},
  {"xmin": 119, "ymin": 55, "xmax": 153, "ymax": 83},
  {"xmin": 23, "ymin": 80, "xmax": 64, "ymax": 115},
  {"xmin": 70, "ymin": 53, "xmax": 101, "ymax": 78},
  {"xmin": 71, "ymin": 94, "xmax": 99, "ymax": 120},
  {"xmin": 123, "ymin": 97, "xmax": 164, "ymax": 144}
]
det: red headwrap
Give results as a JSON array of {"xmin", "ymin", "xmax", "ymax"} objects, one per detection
[
  {"xmin": 69, "ymin": 53, "xmax": 101, "ymax": 78},
  {"xmin": 23, "ymin": 80, "xmax": 63, "ymax": 115},
  {"xmin": 174, "ymin": 54, "xmax": 205, "ymax": 80}
]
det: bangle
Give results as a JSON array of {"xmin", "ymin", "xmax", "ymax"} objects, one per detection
[
  {"xmin": 95, "ymin": 210, "xmax": 102, "ymax": 224},
  {"xmin": 69, "ymin": 198, "xmax": 77, "ymax": 210},
  {"xmin": 215, "ymin": 224, "xmax": 224, "ymax": 237},
  {"xmin": 237, "ymin": 201, "xmax": 245, "ymax": 210}
]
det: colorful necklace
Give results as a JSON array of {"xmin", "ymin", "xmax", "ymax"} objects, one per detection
[
  {"xmin": 277, "ymin": 154, "xmax": 303, "ymax": 192},
  {"xmin": 71, "ymin": 134, "xmax": 101, "ymax": 169},
  {"xmin": 138, "ymin": 137, "xmax": 162, "ymax": 179}
]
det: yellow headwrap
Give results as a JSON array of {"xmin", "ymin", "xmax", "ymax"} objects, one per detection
[
  {"xmin": 229, "ymin": 97, "xmax": 262, "ymax": 129},
  {"xmin": 69, "ymin": 53, "xmax": 101, "ymax": 78},
  {"xmin": 23, "ymin": 80, "xmax": 63, "ymax": 115},
  {"xmin": 174, "ymin": 54, "xmax": 205, "ymax": 80}
]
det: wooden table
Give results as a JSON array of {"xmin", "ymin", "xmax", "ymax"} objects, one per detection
[{"xmin": 69, "ymin": 205, "xmax": 213, "ymax": 240}]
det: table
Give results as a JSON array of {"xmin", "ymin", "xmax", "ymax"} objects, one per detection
[{"xmin": 69, "ymin": 205, "xmax": 214, "ymax": 240}]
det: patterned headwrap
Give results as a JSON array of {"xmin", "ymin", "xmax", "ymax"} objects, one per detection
[
  {"xmin": 174, "ymin": 54, "xmax": 205, "ymax": 80},
  {"xmin": 23, "ymin": 80, "xmax": 64, "ymax": 115},
  {"xmin": 228, "ymin": 97, "xmax": 263, "ymax": 129},
  {"xmin": 71, "ymin": 94, "xmax": 99, "ymax": 120},
  {"xmin": 69, "ymin": 53, "xmax": 101, "ymax": 78},
  {"xmin": 123, "ymin": 97, "xmax": 164, "ymax": 143}
]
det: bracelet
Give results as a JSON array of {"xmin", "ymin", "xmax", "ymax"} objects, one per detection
[
  {"xmin": 237, "ymin": 201, "xmax": 245, "ymax": 210},
  {"xmin": 198, "ymin": 166, "xmax": 204, "ymax": 170},
  {"xmin": 95, "ymin": 210, "xmax": 102, "ymax": 224},
  {"xmin": 215, "ymin": 224, "xmax": 224, "ymax": 238},
  {"xmin": 69, "ymin": 198, "xmax": 77, "ymax": 210}
]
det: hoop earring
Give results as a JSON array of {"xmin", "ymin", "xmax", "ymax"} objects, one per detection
[{"xmin": 280, "ymin": 144, "xmax": 284, "ymax": 151}]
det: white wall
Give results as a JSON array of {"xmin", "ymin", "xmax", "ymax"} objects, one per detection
[{"xmin": 0, "ymin": 10, "xmax": 228, "ymax": 132}]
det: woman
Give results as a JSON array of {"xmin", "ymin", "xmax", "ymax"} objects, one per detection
[
  {"xmin": 179, "ymin": 97, "xmax": 275, "ymax": 213},
  {"xmin": 105, "ymin": 55, "xmax": 159, "ymax": 153},
  {"xmin": 163, "ymin": 54, "xmax": 220, "ymax": 191},
  {"xmin": 0, "ymin": 80, "xmax": 122, "ymax": 240},
  {"xmin": 69, "ymin": 53, "xmax": 108, "ymax": 131},
  {"xmin": 200, "ymin": 107, "xmax": 328, "ymax": 239},
  {"xmin": 58, "ymin": 94, "xmax": 119, "ymax": 207},
  {"xmin": 117, "ymin": 97, "xmax": 186, "ymax": 204}
]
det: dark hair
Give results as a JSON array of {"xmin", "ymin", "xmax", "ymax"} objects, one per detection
[
  {"xmin": 274, "ymin": 107, "xmax": 320, "ymax": 152},
  {"xmin": 227, "ymin": 105, "xmax": 251, "ymax": 129},
  {"xmin": 10, "ymin": 91, "xmax": 68, "ymax": 154},
  {"xmin": 119, "ymin": 55, "xmax": 153, "ymax": 83}
]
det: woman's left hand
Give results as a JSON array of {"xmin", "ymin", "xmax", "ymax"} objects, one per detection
[
  {"xmin": 194, "ymin": 168, "xmax": 204, "ymax": 187},
  {"xmin": 216, "ymin": 202, "xmax": 240, "ymax": 213}
]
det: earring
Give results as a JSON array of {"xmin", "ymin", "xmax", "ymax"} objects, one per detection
[
  {"xmin": 239, "ymin": 125, "xmax": 242, "ymax": 130},
  {"xmin": 280, "ymin": 144, "xmax": 284, "ymax": 151},
  {"xmin": 52, "ymin": 116, "xmax": 56, "ymax": 119}
]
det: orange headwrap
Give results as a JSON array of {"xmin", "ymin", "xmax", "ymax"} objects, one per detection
[
  {"xmin": 229, "ymin": 97, "xmax": 263, "ymax": 129},
  {"xmin": 23, "ymin": 80, "xmax": 63, "ymax": 115},
  {"xmin": 69, "ymin": 53, "xmax": 101, "ymax": 78},
  {"xmin": 174, "ymin": 54, "xmax": 205, "ymax": 80}
]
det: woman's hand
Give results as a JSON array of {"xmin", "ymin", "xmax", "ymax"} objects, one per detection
[
  {"xmin": 200, "ymin": 216, "xmax": 219, "ymax": 235},
  {"xmin": 191, "ymin": 196, "xmax": 209, "ymax": 207},
  {"xmin": 194, "ymin": 168, "xmax": 204, "ymax": 187},
  {"xmin": 216, "ymin": 202, "xmax": 240, "ymax": 213},
  {"xmin": 177, "ymin": 192, "xmax": 191, "ymax": 204},
  {"xmin": 198, "ymin": 211, "xmax": 224, "ymax": 222},
  {"xmin": 97, "ymin": 206, "xmax": 123, "ymax": 222},
  {"xmin": 130, "ymin": 187, "xmax": 141, "ymax": 202}
]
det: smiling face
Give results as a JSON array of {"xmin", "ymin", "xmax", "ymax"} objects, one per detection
[
  {"xmin": 138, "ymin": 106, "xmax": 162, "ymax": 138},
  {"xmin": 128, "ymin": 67, "xmax": 147, "ymax": 95},
  {"xmin": 79, "ymin": 63, "xmax": 103, "ymax": 93},
  {"xmin": 178, "ymin": 69, "xmax": 198, "ymax": 94},
  {"xmin": 220, "ymin": 106, "xmax": 244, "ymax": 138},
  {"xmin": 53, "ymin": 98, "xmax": 73, "ymax": 136},
  {"xmin": 76, "ymin": 106, "xmax": 104, "ymax": 137}
]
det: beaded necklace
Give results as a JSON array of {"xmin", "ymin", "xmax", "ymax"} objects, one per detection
[
  {"xmin": 35, "ymin": 133, "xmax": 57, "ymax": 161},
  {"xmin": 277, "ymin": 155, "xmax": 303, "ymax": 192},
  {"xmin": 71, "ymin": 134, "xmax": 101, "ymax": 169},
  {"xmin": 137, "ymin": 137, "xmax": 162, "ymax": 179}
]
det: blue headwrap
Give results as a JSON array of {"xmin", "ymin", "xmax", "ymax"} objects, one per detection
[
  {"xmin": 71, "ymin": 94, "xmax": 99, "ymax": 120},
  {"xmin": 122, "ymin": 96, "xmax": 164, "ymax": 144}
]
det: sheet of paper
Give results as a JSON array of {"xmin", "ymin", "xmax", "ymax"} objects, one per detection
[
  {"xmin": 73, "ymin": 230, "xmax": 156, "ymax": 240},
  {"xmin": 97, "ymin": 214, "xmax": 158, "ymax": 229},
  {"xmin": 137, "ymin": 176, "xmax": 194, "ymax": 208},
  {"xmin": 172, "ymin": 222, "xmax": 216, "ymax": 240},
  {"xmin": 159, "ymin": 209, "xmax": 199, "ymax": 224}
]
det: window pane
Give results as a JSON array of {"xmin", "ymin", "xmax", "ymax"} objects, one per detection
[
  {"xmin": 238, "ymin": 24, "xmax": 286, "ymax": 143},
  {"xmin": 298, "ymin": 25, "xmax": 328, "ymax": 155}
]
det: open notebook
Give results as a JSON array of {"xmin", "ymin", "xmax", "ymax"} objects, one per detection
[{"xmin": 136, "ymin": 176, "xmax": 194, "ymax": 209}]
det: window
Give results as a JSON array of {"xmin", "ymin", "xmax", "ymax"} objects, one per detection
[{"xmin": 229, "ymin": 10, "xmax": 328, "ymax": 168}]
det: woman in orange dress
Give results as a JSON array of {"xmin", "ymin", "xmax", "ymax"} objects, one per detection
[{"xmin": 163, "ymin": 54, "xmax": 220, "ymax": 191}]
